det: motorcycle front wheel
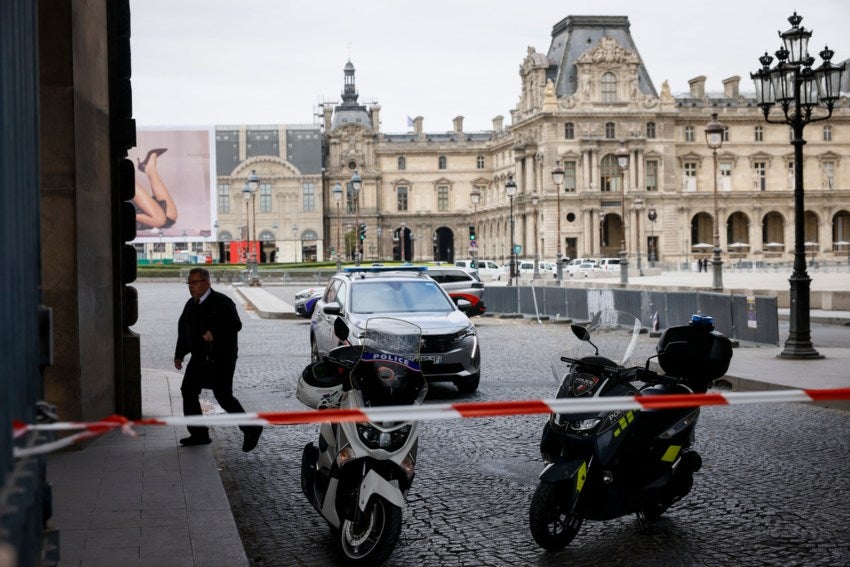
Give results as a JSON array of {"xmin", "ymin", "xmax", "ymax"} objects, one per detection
[
  {"xmin": 529, "ymin": 481, "xmax": 583, "ymax": 551},
  {"xmin": 333, "ymin": 496, "xmax": 402, "ymax": 566}
]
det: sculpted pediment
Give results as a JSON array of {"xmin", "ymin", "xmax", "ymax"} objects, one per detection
[
  {"xmin": 231, "ymin": 156, "xmax": 301, "ymax": 178},
  {"xmin": 327, "ymin": 123, "xmax": 372, "ymax": 140},
  {"xmin": 576, "ymin": 36, "xmax": 640, "ymax": 66}
]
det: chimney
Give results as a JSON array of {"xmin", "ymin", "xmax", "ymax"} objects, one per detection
[
  {"xmin": 688, "ymin": 75, "xmax": 707, "ymax": 98},
  {"xmin": 413, "ymin": 116, "xmax": 424, "ymax": 139},
  {"xmin": 453, "ymin": 115, "xmax": 464, "ymax": 134},
  {"xmin": 722, "ymin": 76, "xmax": 741, "ymax": 98},
  {"xmin": 492, "ymin": 115, "xmax": 504, "ymax": 133},
  {"xmin": 370, "ymin": 104, "xmax": 381, "ymax": 131}
]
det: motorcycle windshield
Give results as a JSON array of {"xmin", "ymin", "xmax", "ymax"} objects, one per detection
[
  {"xmin": 352, "ymin": 317, "xmax": 428, "ymax": 407},
  {"xmin": 551, "ymin": 309, "xmax": 647, "ymax": 388}
]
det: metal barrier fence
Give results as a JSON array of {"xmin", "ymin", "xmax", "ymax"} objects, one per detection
[{"xmin": 485, "ymin": 285, "xmax": 779, "ymax": 345}]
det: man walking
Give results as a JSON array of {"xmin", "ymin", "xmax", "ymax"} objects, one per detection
[{"xmin": 174, "ymin": 267, "xmax": 262, "ymax": 452}]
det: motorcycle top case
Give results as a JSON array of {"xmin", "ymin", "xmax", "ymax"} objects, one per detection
[
  {"xmin": 297, "ymin": 361, "xmax": 345, "ymax": 409},
  {"xmin": 656, "ymin": 324, "xmax": 733, "ymax": 391}
]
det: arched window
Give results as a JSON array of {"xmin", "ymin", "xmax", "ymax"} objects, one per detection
[
  {"xmin": 600, "ymin": 154, "xmax": 620, "ymax": 192},
  {"xmin": 601, "ymin": 72, "xmax": 617, "ymax": 102},
  {"xmin": 259, "ymin": 230, "xmax": 275, "ymax": 242},
  {"xmin": 397, "ymin": 156, "xmax": 406, "ymax": 170},
  {"xmin": 302, "ymin": 230, "xmax": 318, "ymax": 241},
  {"xmin": 218, "ymin": 231, "xmax": 233, "ymax": 243},
  {"xmin": 438, "ymin": 155, "xmax": 447, "ymax": 169}
]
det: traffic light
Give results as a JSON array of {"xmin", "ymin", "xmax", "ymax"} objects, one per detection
[
  {"xmin": 469, "ymin": 224, "xmax": 477, "ymax": 241},
  {"xmin": 359, "ymin": 223, "xmax": 367, "ymax": 241}
]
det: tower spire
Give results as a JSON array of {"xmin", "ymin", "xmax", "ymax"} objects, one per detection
[{"xmin": 342, "ymin": 60, "xmax": 359, "ymax": 106}]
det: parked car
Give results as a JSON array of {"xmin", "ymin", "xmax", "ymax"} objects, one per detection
[
  {"xmin": 576, "ymin": 261, "xmax": 599, "ymax": 276},
  {"xmin": 310, "ymin": 266, "xmax": 481, "ymax": 393},
  {"xmin": 566, "ymin": 258, "xmax": 598, "ymax": 275},
  {"xmin": 425, "ymin": 266, "xmax": 487, "ymax": 317},
  {"xmin": 517, "ymin": 260, "xmax": 557, "ymax": 278},
  {"xmin": 454, "ymin": 259, "xmax": 502, "ymax": 280},
  {"xmin": 294, "ymin": 287, "xmax": 323, "ymax": 318},
  {"xmin": 598, "ymin": 257, "xmax": 622, "ymax": 272}
]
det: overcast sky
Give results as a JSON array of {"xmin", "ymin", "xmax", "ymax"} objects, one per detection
[{"xmin": 130, "ymin": 0, "xmax": 849, "ymax": 133}]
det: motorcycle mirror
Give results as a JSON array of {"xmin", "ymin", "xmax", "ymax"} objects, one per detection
[
  {"xmin": 571, "ymin": 324, "xmax": 590, "ymax": 341},
  {"xmin": 333, "ymin": 317, "xmax": 350, "ymax": 342},
  {"xmin": 571, "ymin": 324, "xmax": 599, "ymax": 355}
]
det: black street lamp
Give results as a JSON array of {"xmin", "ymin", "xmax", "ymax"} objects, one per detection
[
  {"xmin": 506, "ymin": 176, "xmax": 517, "ymax": 286},
  {"xmin": 751, "ymin": 12, "xmax": 844, "ymax": 359},
  {"xmin": 551, "ymin": 161, "xmax": 565, "ymax": 280},
  {"xmin": 647, "ymin": 208, "xmax": 657, "ymax": 267},
  {"xmin": 705, "ymin": 112, "xmax": 725, "ymax": 291},
  {"xmin": 531, "ymin": 191, "xmax": 541, "ymax": 279},
  {"xmin": 615, "ymin": 143, "xmax": 630, "ymax": 285},
  {"xmin": 332, "ymin": 182, "xmax": 343, "ymax": 271},
  {"xmin": 351, "ymin": 171, "xmax": 362, "ymax": 266},
  {"xmin": 243, "ymin": 169, "xmax": 260, "ymax": 285},
  {"xmin": 470, "ymin": 187, "xmax": 481, "ymax": 275}
]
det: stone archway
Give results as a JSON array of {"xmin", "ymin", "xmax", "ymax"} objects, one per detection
[{"xmin": 433, "ymin": 226, "xmax": 454, "ymax": 262}]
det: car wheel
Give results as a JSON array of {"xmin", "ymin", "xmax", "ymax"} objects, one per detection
[{"xmin": 454, "ymin": 372, "xmax": 479, "ymax": 394}]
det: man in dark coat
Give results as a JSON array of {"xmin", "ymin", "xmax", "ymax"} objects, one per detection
[{"xmin": 174, "ymin": 268, "xmax": 262, "ymax": 451}]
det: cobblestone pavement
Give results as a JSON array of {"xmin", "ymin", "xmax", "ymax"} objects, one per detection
[{"xmin": 136, "ymin": 283, "xmax": 850, "ymax": 566}]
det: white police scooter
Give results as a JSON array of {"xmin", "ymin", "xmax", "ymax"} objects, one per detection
[{"xmin": 298, "ymin": 317, "xmax": 427, "ymax": 566}]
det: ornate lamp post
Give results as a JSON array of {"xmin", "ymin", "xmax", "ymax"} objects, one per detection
[
  {"xmin": 333, "ymin": 182, "xmax": 343, "ymax": 271},
  {"xmin": 648, "ymin": 208, "xmax": 657, "ymax": 267},
  {"xmin": 705, "ymin": 113, "xmax": 725, "ymax": 291},
  {"xmin": 751, "ymin": 12, "xmax": 844, "ymax": 359},
  {"xmin": 615, "ymin": 143, "xmax": 630, "ymax": 285},
  {"xmin": 506, "ymin": 176, "xmax": 517, "ymax": 286},
  {"xmin": 400, "ymin": 222, "xmax": 406, "ymax": 262},
  {"xmin": 351, "ymin": 171, "xmax": 362, "ymax": 266},
  {"xmin": 551, "ymin": 161, "xmax": 565, "ymax": 280},
  {"xmin": 242, "ymin": 169, "xmax": 260, "ymax": 285},
  {"xmin": 634, "ymin": 197, "xmax": 644, "ymax": 276},
  {"xmin": 470, "ymin": 186, "xmax": 481, "ymax": 275},
  {"xmin": 531, "ymin": 191, "xmax": 541, "ymax": 279}
]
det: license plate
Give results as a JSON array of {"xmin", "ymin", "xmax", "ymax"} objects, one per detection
[{"xmin": 420, "ymin": 354, "xmax": 443, "ymax": 364}]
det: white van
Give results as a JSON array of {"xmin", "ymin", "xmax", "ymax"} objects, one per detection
[
  {"xmin": 566, "ymin": 258, "xmax": 597, "ymax": 275},
  {"xmin": 454, "ymin": 259, "xmax": 502, "ymax": 280},
  {"xmin": 598, "ymin": 258, "xmax": 622, "ymax": 272}
]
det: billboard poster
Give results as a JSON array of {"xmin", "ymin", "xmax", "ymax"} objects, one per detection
[{"xmin": 130, "ymin": 128, "xmax": 215, "ymax": 241}]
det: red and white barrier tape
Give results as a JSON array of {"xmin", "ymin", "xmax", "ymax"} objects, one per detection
[{"xmin": 13, "ymin": 387, "xmax": 850, "ymax": 458}]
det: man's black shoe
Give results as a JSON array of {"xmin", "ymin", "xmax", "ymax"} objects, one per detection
[
  {"xmin": 242, "ymin": 426, "xmax": 262, "ymax": 452},
  {"xmin": 179, "ymin": 436, "xmax": 212, "ymax": 446}
]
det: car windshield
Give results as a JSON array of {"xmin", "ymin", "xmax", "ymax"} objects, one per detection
[{"xmin": 350, "ymin": 280, "xmax": 454, "ymax": 314}]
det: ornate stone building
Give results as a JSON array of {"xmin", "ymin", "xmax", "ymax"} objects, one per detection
[
  {"xmin": 321, "ymin": 15, "xmax": 850, "ymax": 269},
  {"xmin": 213, "ymin": 124, "xmax": 323, "ymax": 263}
]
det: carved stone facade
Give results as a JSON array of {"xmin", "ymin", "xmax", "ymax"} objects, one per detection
[
  {"xmin": 213, "ymin": 125, "xmax": 324, "ymax": 263},
  {"xmin": 321, "ymin": 15, "xmax": 850, "ymax": 268}
]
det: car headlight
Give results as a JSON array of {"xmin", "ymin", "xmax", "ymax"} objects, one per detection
[
  {"xmin": 356, "ymin": 423, "xmax": 412, "ymax": 451},
  {"xmin": 569, "ymin": 418, "xmax": 601, "ymax": 432}
]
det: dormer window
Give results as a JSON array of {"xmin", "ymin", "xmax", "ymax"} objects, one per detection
[{"xmin": 601, "ymin": 72, "xmax": 617, "ymax": 102}]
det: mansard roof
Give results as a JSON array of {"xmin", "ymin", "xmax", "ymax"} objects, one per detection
[{"xmin": 547, "ymin": 15, "xmax": 657, "ymax": 98}]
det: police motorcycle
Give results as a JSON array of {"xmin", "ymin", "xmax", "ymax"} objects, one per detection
[
  {"xmin": 529, "ymin": 309, "xmax": 733, "ymax": 550},
  {"xmin": 298, "ymin": 316, "xmax": 427, "ymax": 566}
]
